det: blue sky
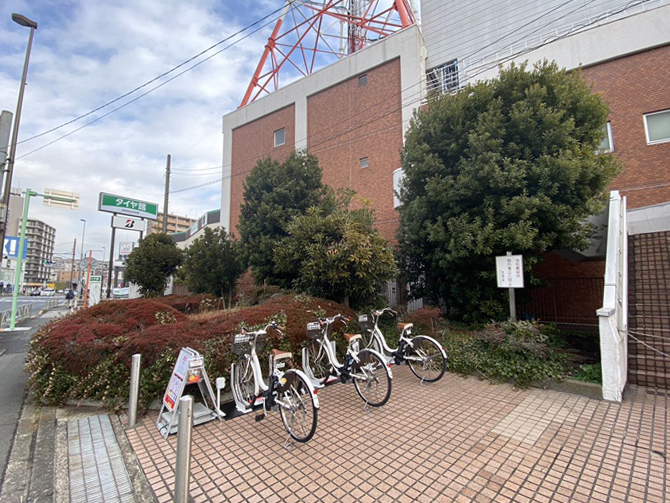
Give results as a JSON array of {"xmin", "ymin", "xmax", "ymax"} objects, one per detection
[{"xmin": 0, "ymin": 0, "xmax": 280, "ymax": 260}]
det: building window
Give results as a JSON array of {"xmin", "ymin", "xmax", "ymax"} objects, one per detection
[
  {"xmin": 359, "ymin": 74, "xmax": 368, "ymax": 86},
  {"xmin": 644, "ymin": 110, "xmax": 670, "ymax": 144},
  {"xmin": 274, "ymin": 128, "xmax": 285, "ymax": 147},
  {"xmin": 427, "ymin": 59, "xmax": 459, "ymax": 95},
  {"xmin": 598, "ymin": 122, "xmax": 613, "ymax": 152},
  {"xmin": 359, "ymin": 157, "xmax": 369, "ymax": 169}
]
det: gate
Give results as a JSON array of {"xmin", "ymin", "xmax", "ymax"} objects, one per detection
[{"xmin": 628, "ymin": 231, "xmax": 670, "ymax": 389}]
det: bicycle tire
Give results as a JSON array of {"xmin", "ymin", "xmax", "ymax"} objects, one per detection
[
  {"xmin": 233, "ymin": 355, "xmax": 256, "ymax": 408},
  {"xmin": 278, "ymin": 370, "xmax": 318, "ymax": 442},
  {"xmin": 351, "ymin": 349, "xmax": 392, "ymax": 407},
  {"xmin": 405, "ymin": 336, "xmax": 446, "ymax": 382},
  {"xmin": 306, "ymin": 340, "xmax": 332, "ymax": 384}
]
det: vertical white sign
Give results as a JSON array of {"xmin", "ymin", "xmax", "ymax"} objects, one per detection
[{"xmin": 496, "ymin": 255, "xmax": 524, "ymax": 288}]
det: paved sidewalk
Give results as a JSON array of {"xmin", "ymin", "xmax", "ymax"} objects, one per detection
[
  {"xmin": 1, "ymin": 304, "xmax": 668, "ymax": 503},
  {"xmin": 126, "ymin": 367, "xmax": 668, "ymax": 503}
]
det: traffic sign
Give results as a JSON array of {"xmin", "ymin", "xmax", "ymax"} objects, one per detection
[
  {"xmin": 3, "ymin": 236, "xmax": 28, "ymax": 259},
  {"xmin": 98, "ymin": 192, "xmax": 158, "ymax": 220}
]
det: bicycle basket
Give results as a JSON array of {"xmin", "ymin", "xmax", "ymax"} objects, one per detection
[
  {"xmin": 306, "ymin": 321, "xmax": 322, "ymax": 339},
  {"xmin": 358, "ymin": 314, "xmax": 374, "ymax": 331},
  {"xmin": 231, "ymin": 333, "xmax": 252, "ymax": 355}
]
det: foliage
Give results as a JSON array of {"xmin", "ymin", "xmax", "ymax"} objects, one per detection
[
  {"xmin": 572, "ymin": 363, "xmax": 602, "ymax": 383},
  {"xmin": 238, "ymin": 150, "xmax": 326, "ymax": 287},
  {"xmin": 25, "ymin": 294, "xmax": 356, "ymax": 411},
  {"xmin": 443, "ymin": 320, "xmax": 569, "ymax": 388},
  {"xmin": 275, "ymin": 191, "xmax": 397, "ymax": 308},
  {"xmin": 180, "ymin": 227, "xmax": 247, "ymax": 306},
  {"xmin": 125, "ymin": 233, "xmax": 183, "ymax": 297},
  {"xmin": 397, "ymin": 61, "xmax": 622, "ymax": 323}
]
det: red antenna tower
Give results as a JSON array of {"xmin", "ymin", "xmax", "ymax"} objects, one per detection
[{"xmin": 240, "ymin": 0, "xmax": 416, "ymax": 108}]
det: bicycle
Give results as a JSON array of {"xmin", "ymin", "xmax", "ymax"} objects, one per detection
[
  {"xmin": 230, "ymin": 321, "xmax": 319, "ymax": 444},
  {"xmin": 358, "ymin": 308, "xmax": 447, "ymax": 383},
  {"xmin": 303, "ymin": 314, "xmax": 392, "ymax": 407}
]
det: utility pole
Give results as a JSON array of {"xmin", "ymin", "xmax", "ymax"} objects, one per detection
[{"xmin": 162, "ymin": 154, "xmax": 170, "ymax": 233}]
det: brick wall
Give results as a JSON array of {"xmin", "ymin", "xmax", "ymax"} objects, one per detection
[
  {"xmin": 523, "ymin": 252, "xmax": 605, "ymax": 327},
  {"xmin": 583, "ymin": 44, "xmax": 670, "ymax": 209},
  {"xmin": 307, "ymin": 59, "xmax": 404, "ymax": 242},
  {"xmin": 229, "ymin": 104, "xmax": 295, "ymax": 235}
]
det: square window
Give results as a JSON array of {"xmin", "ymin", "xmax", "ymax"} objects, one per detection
[
  {"xmin": 359, "ymin": 74, "xmax": 368, "ymax": 86},
  {"xmin": 274, "ymin": 128, "xmax": 285, "ymax": 147},
  {"xmin": 644, "ymin": 110, "xmax": 670, "ymax": 144},
  {"xmin": 359, "ymin": 157, "xmax": 369, "ymax": 169},
  {"xmin": 598, "ymin": 122, "xmax": 613, "ymax": 152}
]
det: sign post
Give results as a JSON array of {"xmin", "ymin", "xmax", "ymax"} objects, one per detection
[
  {"xmin": 99, "ymin": 192, "xmax": 158, "ymax": 298},
  {"xmin": 156, "ymin": 348, "xmax": 223, "ymax": 438},
  {"xmin": 495, "ymin": 252, "xmax": 524, "ymax": 322}
]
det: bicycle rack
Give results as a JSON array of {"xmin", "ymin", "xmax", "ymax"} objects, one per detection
[
  {"xmin": 230, "ymin": 362, "xmax": 253, "ymax": 414},
  {"xmin": 301, "ymin": 347, "xmax": 325, "ymax": 389}
]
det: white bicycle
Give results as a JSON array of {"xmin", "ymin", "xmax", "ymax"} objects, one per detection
[
  {"xmin": 304, "ymin": 314, "xmax": 392, "ymax": 407},
  {"xmin": 358, "ymin": 307, "xmax": 447, "ymax": 383},
  {"xmin": 230, "ymin": 322, "xmax": 319, "ymax": 443}
]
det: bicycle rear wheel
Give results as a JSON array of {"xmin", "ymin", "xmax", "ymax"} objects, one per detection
[
  {"xmin": 278, "ymin": 371, "xmax": 318, "ymax": 442},
  {"xmin": 233, "ymin": 355, "xmax": 256, "ymax": 408},
  {"xmin": 306, "ymin": 340, "xmax": 331, "ymax": 384},
  {"xmin": 405, "ymin": 336, "xmax": 446, "ymax": 382},
  {"xmin": 352, "ymin": 349, "xmax": 392, "ymax": 407}
]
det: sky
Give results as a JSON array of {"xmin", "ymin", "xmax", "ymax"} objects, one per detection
[{"xmin": 0, "ymin": 0, "xmax": 281, "ymax": 263}]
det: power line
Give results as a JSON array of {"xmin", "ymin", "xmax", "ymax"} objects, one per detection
[{"xmin": 16, "ymin": 2, "xmax": 295, "ymax": 148}]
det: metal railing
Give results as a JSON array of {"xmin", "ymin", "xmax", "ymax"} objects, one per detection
[{"xmin": 0, "ymin": 304, "xmax": 32, "ymax": 328}]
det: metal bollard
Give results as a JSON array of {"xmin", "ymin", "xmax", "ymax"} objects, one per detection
[
  {"xmin": 174, "ymin": 395, "xmax": 194, "ymax": 503},
  {"xmin": 128, "ymin": 354, "xmax": 141, "ymax": 428}
]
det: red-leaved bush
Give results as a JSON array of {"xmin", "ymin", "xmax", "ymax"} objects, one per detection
[{"xmin": 26, "ymin": 294, "xmax": 356, "ymax": 411}]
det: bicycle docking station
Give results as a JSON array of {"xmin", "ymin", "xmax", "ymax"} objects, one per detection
[{"xmin": 157, "ymin": 347, "xmax": 224, "ymax": 439}]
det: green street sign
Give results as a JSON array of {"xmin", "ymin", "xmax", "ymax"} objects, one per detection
[{"xmin": 98, "ymin": 192, "xmax": 158, "ymax": 220}]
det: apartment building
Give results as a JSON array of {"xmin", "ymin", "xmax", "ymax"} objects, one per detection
[{"xmin": 147, "ymin": 212, "xmax": 197, "ymax": 235}]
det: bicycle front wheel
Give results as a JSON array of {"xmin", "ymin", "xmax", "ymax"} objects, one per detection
[
  {"xmin": 306, "ymin": 340, "xmax": 331, "ymax": 384},
  {"xmin": 405, "ymin": 336, "xmax": 446, "ymax": 382},
  {"xmin": 233, "ymin": 356, "xmax": 256, "ymax": 408},
  {"xmin": 351, "ymin": 349, "xmax": 392, "ymax": 407},
  {"xmin": 278, "ymin": 371, "xmax": 318, "ymax": 442}
]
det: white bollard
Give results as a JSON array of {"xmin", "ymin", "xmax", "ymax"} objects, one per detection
[{"xmin": 127, "ymin": 354, "xmax": 141, "ymax": 428}]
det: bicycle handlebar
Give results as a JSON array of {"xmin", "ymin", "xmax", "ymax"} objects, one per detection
[
  {"xmin": 373, "ymin": 307, "xmax": 397, "ymax": 317},
  {"xmin": 320, "ymin": 314, "xmax": 349, "ymax": 325}
]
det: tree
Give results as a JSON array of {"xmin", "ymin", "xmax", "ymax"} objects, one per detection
[
  {"xmin": 238, "ymin": 150, "xmax": 326, "ymax": 286},
  {"xmin": 124, "ymin": 233, "xmax": 183, "ymax": 297},
  {"xmin": 181, "ymin": 227, "xmax": 246, "ymax": 307},
  {"xmin": 397, "ymin": 61, "xmax": 622, "ymax": 323},
  {"xmin": 275, "ymin": 191, "xmax": 397, "ymax": 308}
]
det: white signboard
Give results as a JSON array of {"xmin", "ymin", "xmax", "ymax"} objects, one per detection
[
  {"xmin": 119, "ymin": 242, "xmax": 134, "ymax": 256},
  {"xmin": 112, "ymin": 215, "xmax": 146, "ymax": 232},
  {"xmin": 496, "ymin": 255, "xmax": 524, "ymax": 288}
]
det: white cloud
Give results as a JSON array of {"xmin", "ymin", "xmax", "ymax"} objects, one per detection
[{"xmin": 0, "ymin": 0, "xmax": 270, "ymax": 258}]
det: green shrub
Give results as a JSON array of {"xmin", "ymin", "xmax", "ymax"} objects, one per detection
[
  {"xmin": 444, "ymin": 320, "xmax": 570, "ymax": 389},
  {"xmin": 572, "ymin": 363, "xmax": 602, "ymax": 384}
]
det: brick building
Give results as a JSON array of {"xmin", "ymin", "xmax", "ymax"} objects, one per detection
[{"xmin": 221, "ymin": 1, "xmax": 670, "ymax": 326}]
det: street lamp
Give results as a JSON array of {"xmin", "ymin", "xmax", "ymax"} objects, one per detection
[{"xmin": 0, "ymin": 13, "xmax": 38, "ymax": 251}]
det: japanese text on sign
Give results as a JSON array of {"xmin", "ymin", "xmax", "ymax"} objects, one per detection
[{"xmin": 495, "ymin": 255, "xmax": 524, "ymax": 288}]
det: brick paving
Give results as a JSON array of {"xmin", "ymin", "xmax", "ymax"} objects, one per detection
[{"xmin": 125, "ymin": 366, "xmax": 669, "ymax": 502}]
